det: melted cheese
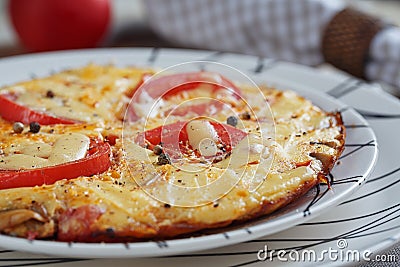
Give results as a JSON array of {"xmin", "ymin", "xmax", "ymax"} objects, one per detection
[
  {"xmin": 124, "ymin": 140, "xmax": 157, "ymax": 163},
  {"xmin": 3, "ymin": 65, "xmax": 149, "ymax": 125},
  {"xmin": 0, "ymin": 133, "xmax": 90, "ymax": 170},
  {"xmin": 20, "ymin": 143, "xmax": 52, "ymax": 158},
  {"xmin": 186, "ymin": 120, "xmax": 219, "ymax": 157}
]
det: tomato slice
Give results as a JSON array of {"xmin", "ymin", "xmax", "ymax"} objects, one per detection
[
  {"xmin": 141, "ymin": 72, "xmax": 242, "ymax": 100},
  {"xmin": 211, "ymin": 121, "xmax": 248, "ymax": 151},
  {"xmin": 127, "ymin": 72, "xmax": 243, "ymax": 122},
  {"xmin": 136, "ymin": 121, "xmax": 188, "ymax": 151},
  {"xmin": 0, "ymin": 140, "xmax": 111, "ymax": 190},
  {"xmin": 0, "ymin": 93, "xmax": 78, "ymax": 125},
  {"xmin": 136, "ymin": 120, "xmax": 247, "ymax": 159}
]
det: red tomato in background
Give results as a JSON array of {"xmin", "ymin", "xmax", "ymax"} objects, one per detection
[{"xmin": 9, "ymin": 0, "xmax": 111, "ymax": 52}]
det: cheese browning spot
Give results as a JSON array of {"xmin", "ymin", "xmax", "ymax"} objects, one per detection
[
  {"xmin": 46, "ymin": 90, "xmax": 55, "ymax": 98},
  {"xmin": 239, "ymin": 111, "xmax": 251, "ymax": 120}
]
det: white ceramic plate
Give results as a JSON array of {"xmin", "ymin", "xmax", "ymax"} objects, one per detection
[{"xmin": 0, "ymin": 49, "xmax": 382, "ymax": 264}]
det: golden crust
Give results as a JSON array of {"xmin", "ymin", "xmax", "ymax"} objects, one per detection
[{"xmin": 0, "ymin": 65, "xmax": 345, "ymax": 242}]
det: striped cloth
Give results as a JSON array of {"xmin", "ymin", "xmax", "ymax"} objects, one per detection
[{"xmin": 144, "ymin": 0, "xmax": 400, "ymax": 90}]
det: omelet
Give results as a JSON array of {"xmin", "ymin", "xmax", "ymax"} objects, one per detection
[{"xmin": 0, "ymin": 65, "xmax": 344, "ymax": 242}]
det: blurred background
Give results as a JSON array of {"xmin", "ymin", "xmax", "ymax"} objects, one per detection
[
  {"xmin": 0, "ymin": 0, "xmax": 159, "ymax": 56},
  {"xmin": 0, "ymin": 0, "xmax": 400, "ymax": 58}
]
